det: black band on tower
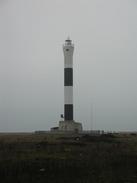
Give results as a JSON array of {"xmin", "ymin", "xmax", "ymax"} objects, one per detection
[
  {"xmin": 64, "ymin": 104, "xmax": 73, "ymax": 120},
  {"xmin": 64, "ymin": 68, "xmax": 73, "ymax": 86}
]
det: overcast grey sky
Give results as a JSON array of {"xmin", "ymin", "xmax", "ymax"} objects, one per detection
[{"xmin": 0, "ymin": 0, "xmax": 137, "ymax": 132}]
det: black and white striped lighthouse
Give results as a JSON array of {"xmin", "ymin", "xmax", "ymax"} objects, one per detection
[
  {"xmin": 63, "ymin": 37, "xmax": 74, "ymax": 121},
  {"xmin": 57, "ymin": 38, "xmax": 82, "ymax": 132}
]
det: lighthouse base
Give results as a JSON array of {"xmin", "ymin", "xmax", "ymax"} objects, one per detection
[{"xmin": 59, "ymin": 120, "xmax": 82, "ymax": 132}]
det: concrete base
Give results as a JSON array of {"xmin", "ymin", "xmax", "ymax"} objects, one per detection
[{"xmin": 59, "ymin": 120, "xmax": 82, "ymax": 132}]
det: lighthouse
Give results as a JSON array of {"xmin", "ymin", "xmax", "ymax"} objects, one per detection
[
  {"xmin": 59, "ymin": 38, "xmax": 82, "ymax": 132},
  {"xmin": 63, "ymin": 37, "xmax": 74, "ymax": 121}
]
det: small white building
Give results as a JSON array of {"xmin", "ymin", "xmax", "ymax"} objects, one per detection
[{"xmin": 59, "ymin": 121, "xmax": 82, "ymax": 132}]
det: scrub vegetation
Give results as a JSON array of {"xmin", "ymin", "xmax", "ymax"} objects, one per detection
[{"xmin": 0, "ymin": 133, "xmax": 137, "ymax": 183}]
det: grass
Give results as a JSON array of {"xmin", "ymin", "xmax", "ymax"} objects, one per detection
[{"xmin": 0, "ymin": 133, "xmax": 137, "ymax": 183}]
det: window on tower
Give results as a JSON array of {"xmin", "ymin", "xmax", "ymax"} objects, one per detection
[{"xmin": 66, "ymin": 49, "xmax": 69, "ymax": 51}]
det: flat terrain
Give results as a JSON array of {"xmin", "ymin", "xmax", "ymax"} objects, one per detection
[{"xmin": 0, "ymin": 132, "xmax": 137, "ymax": 183}]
